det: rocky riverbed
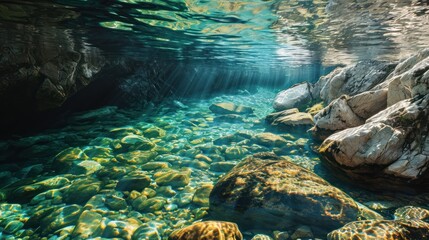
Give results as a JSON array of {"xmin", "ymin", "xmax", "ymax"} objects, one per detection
[{"xmin": 1, "ymin": 49, "xmax": 429, "ymax": 239}]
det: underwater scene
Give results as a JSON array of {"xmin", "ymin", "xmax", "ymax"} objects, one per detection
[{"xmin": 1, "ymin": 0, "xmax": 429, "ymax": 240}]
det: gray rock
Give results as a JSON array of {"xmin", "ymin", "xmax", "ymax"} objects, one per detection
[
  {"xmin": 315, "ymin": 60, "xmax": 396, "ymax": 103},
  {"xmin": 273, "ymin": 82, "xmax": 313, "ymax": 111},
  {"xmin": 319, "ymin": 94, "xmax": 429, "ymax": 189}
]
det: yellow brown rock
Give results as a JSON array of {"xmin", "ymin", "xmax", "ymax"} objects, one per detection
[{"xmin": 169, "ymin": 221, "xmax": 243, "ymax": 240}]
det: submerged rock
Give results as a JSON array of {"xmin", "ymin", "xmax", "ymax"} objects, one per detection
[
  {"xmin": 266, "ymin": 109, "xmax": 314, "ymax": 131},
  {"xmin": 209, "ymin": 154, "xmax": 360, "ymax": 234},
  {"xmin": 116, "ymin": 171, "xmax": 151, "ymax": 192},
  {"xmin": 273, "ymin": 82, "xmax": 313, "ymax": 111},
  {"xmin": 394, "ymin": 206, "xmax": 429, "ymax": 221},
  {"xmin": 314, "ymin": 60, "xmax": 397, "ymax": 103},
  {"xmin": 319, "ymin": 95, "xmax": 429, "ymax": 190},
  {"xmin": 209, "ymin": 102, "xmax": 254, "ymax": 115},
  {"xmin": 327, "ymin": 220, "xmax": 429, "ymax": 240},
  {"xmin": 154, "ymin": 169, "xmax": 190, "ymax": 188},
  {"xmin": 169, "ymin": 221, "xmax": 243, "ymax": 240},
  {"xmin": 72, "ymin": 210, "xmax": 103, "ymax": 238}
]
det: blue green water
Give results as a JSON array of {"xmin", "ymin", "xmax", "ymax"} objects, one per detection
[{"xmin": 1, "ymin": 88, "xmax": 429, "ymax": 239}]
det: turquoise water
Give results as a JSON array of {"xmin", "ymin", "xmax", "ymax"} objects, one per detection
[{"xmin": 1, "ymin": 87, "xmax": 428, "ymax": 239}]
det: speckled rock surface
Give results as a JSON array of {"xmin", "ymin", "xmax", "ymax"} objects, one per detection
[
  {"xmin": 328, "ymin": 220, "xmax": 429, "ymax": 240},
  {"xmin": 209, "ymin": 154, "xmax": 360, "ymax": 234},
  {"xmin": 169, "ymin": 221, "xmax": 243, "ymax": 240}
]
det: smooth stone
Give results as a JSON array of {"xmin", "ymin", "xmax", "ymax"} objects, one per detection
[
  {"xmin": 225, "ymin": 146, "xmax": 249, "ymax": 160},
  {"xmin": 116, "ymin": 150, "xmax": 157, "ymax": 164},
  {"xmin": 132, "ymin": 225, "xmax": 161, "ymax": 240},
  {"xmin": 63, "ymin": 178, "xmax": 101, "ymax": 204},
  {"xmin": 141, "ymin": 162, "xmax": 170, "ymax": 170},
  {"xmin": 83, "ymin": 146, "xmax": 113, "ymax": 160},
  {"xmin": 209, "ymin": 102, "xmax": 253, "ymax": 115},
  {"xmin": 143, "ymin": 127, "xmax": 166, "ymax": 139},
  {"xmin": 210, "ymin": 161, "xmax": 237, "ymax": 172},
  {"xmin": 176, "ymin": 193, "xmax": 193, "ymax": 207},
  {"xmin": 71, "ymin": 210, "xmax": 102, "ymax": 238},
  {"xmin": 268, "ymin": 112, "xmax": 314, "ymax": 129},
  {"xmin": 105, "ymin": 195, "xmax": 128, "ymax": 210},
  {"xmin": 102, "ymin": 218, "xmax": 141, "ymax": 239},
  {"xmin": 252, "ymin": 132, "xmax": 288, "ymax": 148},
  {"xmin": 327, "ymin": 219, "xmax": 429, "ymax": 240},
  {"xmin": 291, "ymin": 225, "xmax": 313, "ymax": 240},
  {"xmin": 156, "ymin": 186, "xmax": 176, "ymax": 197},
  {"xmin": 10, "ymin": 176, "xmax": 70, "ymax": 203},
  {"xmin": 192, "ymin": 184, "xmax": 213, "ymax": 207},
  {"xmin": 70, "ymin": 160, "xmax": 102, "ymax": 175},
  {"xmin": 116, "ymin": 171, "xmax": 151, "ymax": 192},
  {"xmin": 53, "ymin": 147, "xmax": 88, "ymax": 170},
  {"xmin": 120, "ymin": 135, "xmax": 155, "ymax": 150},
  {"xmin": 154, "ymin": 170, "xmax": 190, "ymax": 188},
  {"xmin": 40, "ymin": 205, "xmax": 82, "ymax": 235},
  {"xmin": 273, "ymin": 82, "xmax": 313, "ymax": 111},
  {"xmin": 4, "ymin": 220, "xmax": 24, "ymax": 234},
  {"xmin": 273, "ymin": 231, "xmax": 290, "ymax": 240},
  {"xmin": 195, "ymin": 154, "xmax": 212, "ymax": 163},
  {"xmin": 134, "ymin": 197, "xmax": 167, "ymax": 213},
  {"xmin": 169, "ymin": 221, "xmax": 243, "ymax": 240},
  {"xmin": 252, "ymin": 234, "xmax": 273, "ymax": 240},
  {"xmin": 142, "ymin": 188, "xmax": 157, "ymax": 198},
  {"xmin": 97, "ymin": 166, "xmax": 127, "ymax": 179}
]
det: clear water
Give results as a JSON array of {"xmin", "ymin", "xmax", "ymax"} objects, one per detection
[
  {"xmin": 1, "ymin": 0, "xmax": 429, "ymax": 239},
  {"xmin": 1, "ymin": 88, "xmax": 429, "ymax": 239}
]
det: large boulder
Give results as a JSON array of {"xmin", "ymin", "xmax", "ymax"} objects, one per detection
[
  {"xmin": 319, "ymin": 94, "xmax": 429, "ymax": 190},
  {"xmin": 209, "ymin": 153, "xmax": 361, "ymax": 235},
  {"xmin": 314, "ymin": 60, "xmax": 397, "ymax": 103},
  {"xmin": 327, "ymin": 220, "xmax": 429, "ymax": 240},
  {"xmin": 169, "ymin": 221, "xmax": 243, "ymax": 240},
  {"xmin": 273, "ymin": 82, "xmax": 313, "ymax": 111}
]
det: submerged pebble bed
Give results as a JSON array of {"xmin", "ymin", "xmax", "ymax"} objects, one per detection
[{"xmin": 0, "ymin": 87, "xmax": 428, "ymax": 239}]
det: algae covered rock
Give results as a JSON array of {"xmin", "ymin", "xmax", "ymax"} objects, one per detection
[
  {"xmin": 154, "ymin": 169, "xmax": 190, "ymax": 187},
  {"xmin": 209, "ymin": 154, "xmax": 360, "ymax": 234},
  {"xmin": 327, "ymin": 220, "xmax": 429, "ymax": 240},
  {"xmin": 169, "ymin": 221, "xmax": 243, "ymax": 240},
  {"xmin": 116, "ymin": 171, "xmax": 151, "ymax": 192},
  {"xmin": 209, "ymin": 102, "xmax": 253, "ymax": 115}
]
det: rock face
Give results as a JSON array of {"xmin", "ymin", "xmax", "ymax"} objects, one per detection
[
  {"xmin": 169, "ymin": 221, "xmax": 243, "ymax": 240},
  {"xmin": 209, "ymin": 154, "xmax": 360, "ymax": 234},
  {"xmin": 314, "ymin": 48, "xmax": 429, "ymax": 190},
  {"xmin": 327, "ymin": 220, "xmax": 429, "ymax": 240},
  {"xmin": 313, "ymin": 60, "xmax": 397, "ymax": 103},
  {"xmin": 273, "ymin": 82, "xmax": 313, "ymax": 111},
  {"xmin": 319, "ymin": 94, "xmax": 429, "ymax": 189}
]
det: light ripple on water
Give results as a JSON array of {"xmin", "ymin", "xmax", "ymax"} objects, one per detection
[{"xmin": 0, "ymin": 87, "xmax": 429, "ymax": 239}]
